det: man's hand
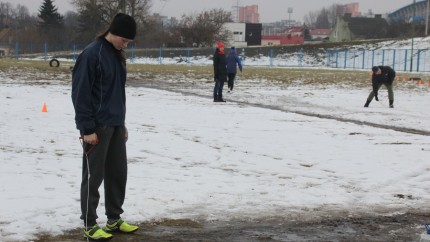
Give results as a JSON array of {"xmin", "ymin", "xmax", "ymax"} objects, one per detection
[
  {"xmin": 83, "ymin": 133, "xmax": 99, "ymax": 145},
  {"xmin": 125, "ymin": 127, "xmax": 128, "ymax": 142}
]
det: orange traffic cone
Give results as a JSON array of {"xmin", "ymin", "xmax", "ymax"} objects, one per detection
[{"xmin": 42, "ymin": 102, "xmax": 48, "ymax": 112}]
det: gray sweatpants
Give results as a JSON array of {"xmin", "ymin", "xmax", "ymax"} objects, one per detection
[
  {"xmin": 80, "ymin": 126, "xmax": 127, "ymax": 227},
  {"xmin": 367, "ymin": 82, "xmax": 394, "ymax": 103}
]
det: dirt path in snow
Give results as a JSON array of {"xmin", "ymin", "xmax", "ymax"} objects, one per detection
[
  {"xmin": 36, "ymin": 211, "xmax": 430, "ymax": 241},
  {"xmin": 127, "ymin": 78, "xmax": 430, "ymax": 137}
]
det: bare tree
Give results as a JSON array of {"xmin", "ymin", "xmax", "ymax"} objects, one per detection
[
  {"xmin": 72, "ymin": 0, "xmax": 151, "ymax": 43},
  {"xmin": 15, "ymin": 4, "xmax": 30, "ymax": 26},
  {"xmin": 304, "ymin": 11, "xmax": 318, "ymax": 28},
  {"xmin": 127, "ymin": 0, "xmax": 151, "ymax": 24},
  {"xmin": 327, "ymin": 4, "xmax": 339, "ymax": 28},
  {"xmin": 73, "ymin": 0, "xmax": 104, "ymax": 42},
  {"xmin": 63, "ymin": 11, "xmax": 79, "ymax": 45},
  {"xmin": 177, "ymin": 8, "xmax": 232, "ymax": 47},
  {"xmin": 72, "ymin": 0, "xmax": 150, "ymax": 26},
  {"xmin": 14, "ymin": 4, "xmax": 35, "ymax": 43},
  {"xmin": 0, "ymin": 2, "xmax": 43, "ymax": 53},
  {"xmin": 316, "ymin": 8, "xmax": 330, "ymax": 29},
  {"xmin": 304, "ymin": 4, "xmax": 340, "ymax": 29},
  {"xmin": 0, "ymin": 1, "xmax": 13, "ymax": 28}
]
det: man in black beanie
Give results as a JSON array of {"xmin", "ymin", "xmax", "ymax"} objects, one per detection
[
  {"xmin": 109, "ymin": 13, "xmax": 137, "ymax": 41},
  {"xmin": 72, "ymin": 13, "xmax": 138, "ymax": 240}
]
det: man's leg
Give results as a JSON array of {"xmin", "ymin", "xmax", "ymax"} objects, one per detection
[
  {"xmin": 81, "ymin": 126, "xmax": 113, "ymax": 227},
  {"xmin": 230, "ymin": 73, "xmax": 236, "ymax": 91},
  {"xmin": 364, "ymin": 83, "xmax": 381, "ymax": 107},
  {"xmin": 227, "ymin": 73, "xmax": 235, "ymax": 91},
  {"xmin": 385, "ymin": 83, "xmax": 394, "ymax": 108},
  {"xmin": 104, "ymin": 126, "xmax": 127, "ymax": 221},
  {"xmin": 213, "ymin": 81, "xmax": 219, "ymax": 101},
  {"xmin": 219, "ymin": 80, "xmax": 226, "ymax": 102},
  {"xmin": 103, "ymin": 126, "xmax": 139, "ymax": 234}
]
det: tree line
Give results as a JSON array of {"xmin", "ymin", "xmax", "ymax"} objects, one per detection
[
  {"xmin": 0, "ymin": 0, "xmax": 233, "ymax": 52},
  {"xmin": 1, "ymin": 0, "xmax": 423, "ymax": 53}
]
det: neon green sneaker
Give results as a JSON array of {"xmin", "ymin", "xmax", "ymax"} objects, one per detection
[
  {"xmin": 105, "ymin": 218, "xmax": 138, "ymax": 233},
  {"xmin": 83, "ymin": 224, "xmax": 113, "ymax": 240}
]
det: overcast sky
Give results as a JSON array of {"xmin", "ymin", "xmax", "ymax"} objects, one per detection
[{"xmin": 12, "ymin": 0, "xmax": 416, "ymax": 23}]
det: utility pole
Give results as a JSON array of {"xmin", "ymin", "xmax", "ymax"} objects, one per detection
[
  {"xmin": 122, "ymin": 0, "xmax": 126, "ymax": 13},
  {"xmin": 410, "ymin": 0, "xmax": 416, "ymax": 72},
  {"xmin": 288, "ymin": 7, "xmax": 293, "ymax": 29},
  {"xmin": 232, "ymin": 0, "xmax": 240, "ymax": 22},
  {"xmin": 426, "ymin": 0, "xmax": 429, "ymax": 35},
  {"xmin": 237, "ymin": 0, "xmax": 239, "ymax": 22}
]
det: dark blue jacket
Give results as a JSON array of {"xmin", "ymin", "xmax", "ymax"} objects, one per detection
[
  {"xmin": 213, "ymin": 48, "xmax": 227, "ymax": 82},
  {"xmin": 372, "ymin": 65, "xmax": 396, "ymax": 96},
  {"xmin": 226, "ymin": 48, "xmax": 242, "ymax": 74},
  {"xmin": 71, "ymin": 37, "xmax": 126, "ymax": 135}
]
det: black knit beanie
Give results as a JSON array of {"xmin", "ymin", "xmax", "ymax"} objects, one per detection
[{"xmin": 109, "ymin": 13, "xmax": 137, "ymax": 40}]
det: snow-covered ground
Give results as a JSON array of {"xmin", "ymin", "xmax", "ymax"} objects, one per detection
[
  {"xmin": 0, "ymin": 71, "xmax": 429, "ymax": 241},
  {"xmin": 1, "ymin": 37, "xmax": 430, "ymax": 241}
]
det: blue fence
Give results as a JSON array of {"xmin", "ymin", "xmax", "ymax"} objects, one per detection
[
  {"xmin": 327, "ymin": 48, "xmax": 430, "ymax": 72},
  {"xmin": 5, "ymin": 41, "xmax": 430, "ymax": 72}
]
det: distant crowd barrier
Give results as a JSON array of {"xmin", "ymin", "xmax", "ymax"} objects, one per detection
[
  {"xmin": 326, "ymin": 48, "xmax": 430, "ymax": 72},
  {"xmin": 5, "ymin": 41, "xmax": 430, "ymax": 72}
]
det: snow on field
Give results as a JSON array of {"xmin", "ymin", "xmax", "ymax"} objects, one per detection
[
  {"xmin": 0, "ymin": 71, "xmax": 429, "ymax": 241},
  {"xmin": 1, "ymin": 37, "xmax": 430, "ymax": 241}
]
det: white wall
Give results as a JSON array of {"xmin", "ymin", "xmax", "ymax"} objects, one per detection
[{"xmin": 224, "ymin": 22, "xmax": 247, "ymax": 47}]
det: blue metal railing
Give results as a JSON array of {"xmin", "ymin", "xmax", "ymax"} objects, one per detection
[{"xmin": 7, "ymin": 41, "xmax": 430, "ymax": 72}]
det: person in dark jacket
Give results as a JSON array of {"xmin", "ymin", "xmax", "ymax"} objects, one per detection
[
  {"xmin": 71, "ymin": 13, "xmax": 138, "ymax": 240},
  {"xmin": 364, "ymin": 66, "xmax": 396, "ymax": 108},
  {"xmin": 213, "ymin": 42, "xmax": 227, "ymax": 102},
  {"xmin": 226, "ymin": 47, "xmax": 243, "ymax": 92}
]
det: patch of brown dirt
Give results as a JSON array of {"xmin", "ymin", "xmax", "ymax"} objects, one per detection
[{"xmin": 34, "ymin": 212, "xmax": 430, "ymax": 242}]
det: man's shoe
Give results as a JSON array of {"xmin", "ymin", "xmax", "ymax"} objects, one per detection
[
  {"xmin": 84, "ymin": 224, "xmax": 113, "ymax": 241},
  {"xmin": 389, "ymin": 104, "xmax": 394, "ymax": 108},
  {"xmin": 106, "ymin": 219, "xmax": 138, "ymax": 233},
  {"xmin": 364, "ymin": 100, "xmax": 370, "ymax": 107}
]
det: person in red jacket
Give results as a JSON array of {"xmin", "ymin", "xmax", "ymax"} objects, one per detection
[
  {"xmin": 364, "ymin": 66, "xmax": 396, "ymax": 108},
  {"xmin": 213, "ymin": 42, "xmax": 227, "ymax": 102}
]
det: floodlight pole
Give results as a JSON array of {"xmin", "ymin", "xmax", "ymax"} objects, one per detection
[
  {"xmin": 410, "ymin": 0, "xmax": 416, "ymax": 72},
  {"xmin": 237, "ymin": 0, "xmax": 240, "ymax": 22},
  {"xmin": 426, "ymin": 0, "xmax": 430, "ymax": 35},
  {"xmin": 288, "ymin": 8, "xmax": 293, "ymax": 29}
]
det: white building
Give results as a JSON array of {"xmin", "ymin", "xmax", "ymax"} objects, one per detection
[
  {"xmin": 223, "ymin": 22, "xmax": 262, "ymax": 47},
  {"xmin": 224, "ymin": 23, "xmax": 247, "ymax": 47}
]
